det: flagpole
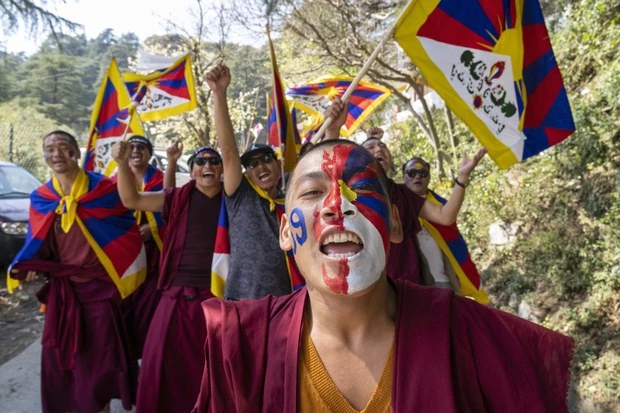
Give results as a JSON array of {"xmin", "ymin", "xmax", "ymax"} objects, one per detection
[
  {"xmin": 311, "ymin": 0, "xmax": 414, "ymax": 143},
  {"xmin": 266, "ymin": 23, "xmax": 286, "ymax": 189}
]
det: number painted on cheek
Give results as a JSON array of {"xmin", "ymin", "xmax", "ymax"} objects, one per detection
[{"xmin": 289, "ymin": 208, "xmax": 308, "ymax": 254}]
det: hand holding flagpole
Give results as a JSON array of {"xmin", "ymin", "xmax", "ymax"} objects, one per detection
[{"xmin": 311, "ymin": 0, "xmax": 415, "ymax": 143}]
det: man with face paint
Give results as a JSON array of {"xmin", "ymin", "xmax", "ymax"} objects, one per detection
[
  {"xmin": 193, "ymin": 139, "xmax": 573, "ymax": 412},
  {"xmin": 114, "ymin": 141, "xmax": 224, "ymax": 413},
  {"xmin": 206, "ymin": 63, "xmax": 295, "ymax": 300},
  {"xmin": 8, "ymin": 130, "xmax": 147, "ymax": 413},
  {"xmin": 112, "ymin": 134, "xmax": 167, "ymax": 360},
  {"xmin": 355, "ymin": 124, "xmax": 486, "ymax": 286},
  {"xmin": 403, "ymin": 156, "xmax": 489, "ymax": 303}
]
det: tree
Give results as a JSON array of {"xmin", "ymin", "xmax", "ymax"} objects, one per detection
[{"xmin": 0, "ymin": 0, "xmax": 81, "ymax": 46}]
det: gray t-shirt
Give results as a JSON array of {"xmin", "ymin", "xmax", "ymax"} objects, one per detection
[{"xmin": 223, "ymin": 177, "xmax": 291, "ymax": 300}]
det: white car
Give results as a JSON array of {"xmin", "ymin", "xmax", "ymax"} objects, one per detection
[{"xmin": 150, "ymin": 150, "xmax": 191, "ymax": 187}]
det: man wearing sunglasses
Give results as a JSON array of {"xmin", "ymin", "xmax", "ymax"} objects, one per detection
[
  {"xmin": 113, "ymin": 142, "xmax": 226, "ymax": 413},
  {"xmin": 112, "ymin": 135, "xmax": 167, "ymax": 362},
  {"xmin": 362, "ymin": 128, "xmax": 485, "ymax": 287},
  {"xmin": 207, "ymin": 64, "xmax": 293, "ymax": 301},
  {"xmin": 403, "ymin": 157, "xmax": 489, "ymax": 302}
]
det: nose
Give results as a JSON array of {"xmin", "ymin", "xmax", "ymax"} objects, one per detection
[{"xmin": 319, "ymin": 189, "xmax": 357, "ymax": 224}]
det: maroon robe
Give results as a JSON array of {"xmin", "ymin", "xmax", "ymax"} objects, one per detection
[
  {"xmin": 136, "ymin": 181, "xmax": 221, "ymax": 413},
  {"xmin": 124, "ymin": 218, "xmax": 161, "ymax": 359},
  {"xmin": 387, "ymin": 180, "xmax": 426, "ymax": 284},
  {"xmin": 194, "ymin": 279, "xmax": 573, "ymax": 412},
  {"xmin": 14, "ymin": 218, "xmax": 136, "ymax": 413}
]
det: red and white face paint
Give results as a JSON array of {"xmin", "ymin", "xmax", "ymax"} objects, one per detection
[{"xmin": 286, "ymin": 143, "xmax": 391, "ymax": 296}]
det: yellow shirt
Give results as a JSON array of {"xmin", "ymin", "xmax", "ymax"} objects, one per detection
[{"xmin": 298, "ymin": 326, "xmax": 393, "ymax": 413}]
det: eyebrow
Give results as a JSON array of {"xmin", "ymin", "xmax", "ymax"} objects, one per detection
[{"xmin": 291, "ymin": 170, "xmax": 326, "ymax": 192}]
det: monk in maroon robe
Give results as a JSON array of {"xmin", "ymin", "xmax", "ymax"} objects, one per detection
[
  {"xmin": 113, "ymin": 141, "xmax": 223, "ymax": 413},
  {"xmin": 10, "ymin": 130, "xmax": 145, "ymax": 413},
  {"xmin": 113, "ymin": 135, "xmax": 167, "ymax": 359},
  {"xmin": 194, "ymin": 139, "xmax": 573, "ymax": 412}
]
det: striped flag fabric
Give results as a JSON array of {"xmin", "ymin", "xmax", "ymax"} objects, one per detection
[
  {"xmin": 210, "ymin": 198, "xmax": 230, "ymax": 298},
  {"xmin": 286, "ymin": 75, "xmax": 392, "ymax": 138},
  {"xmin": 8, "ymin": 170, "xmax": 146, "ymax": 298},
  {"xmin": 394, "ymin": 0, "xmax": 575, "ymax": 168},
  {"xmin": 123, "ymin": 53, "xmax": 198, "ymax": 122},
  {"xmin": 267, "ymin": 28, "xmax": 300, "ymax": 173},
  {"xmin": 83, "ymin": 58, "xmax": 146, "ymax": 176},
  {"xmin": 420, "ymin": 190, "xmax": 488, "ymax": 303}
]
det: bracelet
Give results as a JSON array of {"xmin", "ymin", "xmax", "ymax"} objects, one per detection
[{"xmin": 454, "ymin": 177, "xmax": 468, "ymax": 188}]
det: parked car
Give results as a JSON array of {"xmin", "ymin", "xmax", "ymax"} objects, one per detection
[
  {"xmin": 150, "ymin": 150, "xmax": 191, "ymax": 187},
  {"xmin": 0, "ymin": 161, "xmax": 42, "ymax": 269}
]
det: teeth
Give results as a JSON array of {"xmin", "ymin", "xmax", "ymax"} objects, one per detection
[
  {"xmin": 322, "ymin": 232, "xmax": 361, "ymax": 245},
  {"xmin": 325, "ymin": 251, "xmax": 357, "ymax": 258}
]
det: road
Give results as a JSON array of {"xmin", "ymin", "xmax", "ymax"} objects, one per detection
[{"xmin": 0, "ymin": 340, "xmax": 134, "ymax": 412}]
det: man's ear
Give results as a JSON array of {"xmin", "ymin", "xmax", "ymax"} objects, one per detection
[
  {"xmin": 279, "ymin": 212, "xmax": 294, "ymax": 252},
  {"xmin": 389, "ymin": 203, "xmax": 403, "ymax": 244}
]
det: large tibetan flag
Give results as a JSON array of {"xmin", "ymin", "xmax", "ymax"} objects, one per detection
[
  {"xmin": 286, "ymin": 75, "xmax": 392, "ymax": 137},
  {"xmin": 83, "ymin": 58, "xmax": 145, "ymax": 176},
  {"xmin": 420, "ymin": 190, "xmax": 489, "ymax": 304},
  {"xmin": 394, "ymin": 0, "xmax": 575, "ymax": 169},
  {"xmin": 267, "ymin": 28, "xmax": 299, "ymax": 173},
  {"xmin": 7, "ymin": 170, "xmax": 146, "ymax": 298},
  {"xmin": 123, "ymin": 54, "xmax": 197, "ymax": 122}
]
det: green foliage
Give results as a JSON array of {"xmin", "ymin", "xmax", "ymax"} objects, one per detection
[
  {"xmin": 384, "ymin": 0, "xmax": 619, "ymax": 407},
  {"xmin": 0, "ymin": 100, "xmax": 73, "ymax": 181}
]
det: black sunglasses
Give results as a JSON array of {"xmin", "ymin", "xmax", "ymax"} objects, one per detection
[
  {"xmin": 246, "ymin": 152, "xmax": 275, "ymax": 169},
  {"xmin": 130, "ymin": 143, "xmax": 149, "ymax": 151},
  {"xmin": 405, "ymin": 168, "xmax": 430, "ymax": 178},
  {"xmin": 194, "ymin": 156, "xmax": 222, "ymax": 166}
]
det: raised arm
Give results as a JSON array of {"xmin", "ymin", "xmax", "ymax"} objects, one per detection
[
  {"xmin": 112, "ymin": 141, "xmax": 165, "ymax": 212},
  {"xmin": 164, "ymin": 142, "xmax": 183, "ymax": 189},
  {"xmin": 324, "ymin": 96, "xmax": 348, "ymax": 140},
  {"xmin": 419, "ymin": 147, "xmax": 487, "ymax": 225},
  {"xmin": 206, "ymin": 64, "xmax": 243, "ymax": 196}
]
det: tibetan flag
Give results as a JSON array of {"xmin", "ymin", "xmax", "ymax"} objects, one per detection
[
  {"xmin": 210, "ymin": 198, "xmax": 230, "ymax": 298},
  {"xmin": 394, "ymin": 0, "xmax": 575, "ymax": 169},
  {"xmin": 301, "ymin": 114, "xmax": 325, "ymax": 144},
  {"xmin": 83, "ymin": 58, "xmax": 145, "ymax": 176},
  {"xmin": 267, "ymin": 28, "xmax": 299, "ymax": 173},
  {"xmin": 7, "ymin": 170, "xmax": 146, "ymax": 298},
  {"xmin": 123, "ymin": 54, "xmax": 197, "ymax": 122},
  {"xmin": 112, "ymin": 164, "xmax": 165, "ymax": 251},
  {"xmin": 420, "ymin": 190, "xmax": 489, "ymax": 304},
  {"xmin": 286, "ymin": 75, "xmax": 392, "ymax": 137}
]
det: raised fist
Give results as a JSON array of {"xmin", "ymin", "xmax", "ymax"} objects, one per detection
[
  {"xmin": 111, "ymin": 140, "xmax": 131, "ymax": 163},
  {"xmin": 205, "ymin": 64, "xmax": 231, "ymax": 93},
  {"xmin": 166, "ymin": 142, "xmax": 184, "ymax": 163}
]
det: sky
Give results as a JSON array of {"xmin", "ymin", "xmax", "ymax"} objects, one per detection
[{"xmin": 1, "ymin": 0, "xmax": 255, "ymax": 55}]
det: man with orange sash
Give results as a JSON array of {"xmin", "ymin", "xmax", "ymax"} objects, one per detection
[
  {"xmin": 113, "ymin": 140, "xmax": 224, "ymax": 413},
  {"xmin": 194, "ymin": 139, "xmax": 573, "ymax": 412},
  {"xmin": 403, "ymin": 156, "xmax": 488, "ymax": 303},
  {"xmin": 8, "ymin": 130, "xmax": 146, "ymax": 413}
]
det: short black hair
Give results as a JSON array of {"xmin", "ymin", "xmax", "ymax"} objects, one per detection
[
  {"xmin": 402, "ymin": 157, "xmax": 430, "ymax": 176},
  {"xmin": 43, "ymin": 130, "xmax": 80, "ymax": 151}
]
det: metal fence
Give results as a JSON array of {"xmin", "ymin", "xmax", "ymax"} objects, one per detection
[{"xmin": 0, "ymin": 123, "xmax": 52, "ymax": 182}]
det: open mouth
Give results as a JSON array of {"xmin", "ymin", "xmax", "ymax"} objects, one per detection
[
  {"xmin": 201, "ymin": 171, "xmax": 215, "ymax": 178},
  {"xmin": 320, "ymin": 230, "xmax": 363, "ymax": 258},
  {"xmin": 258, "ymin": 172, "xmax": 271, "ymax": 182}
]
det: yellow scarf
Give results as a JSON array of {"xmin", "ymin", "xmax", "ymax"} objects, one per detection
[
  {"xmin": 246, "ymin": 176, "xmax": 285, "ymax": 211},
  {"xmin": 52, "ymin": 169, "xmax": 89, "ymax": 233}
]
